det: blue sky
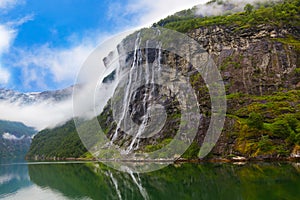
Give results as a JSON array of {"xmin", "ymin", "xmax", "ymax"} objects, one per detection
[{"xmin": 0, "ymin": 0, "xmax": 206, "ymax": 92}]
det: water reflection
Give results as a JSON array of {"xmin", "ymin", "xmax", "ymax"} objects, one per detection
[
  {"xmin": 0, "ymin": 163, "xmax": 31, "ymax": 198},
  {"xmin": 0, "ymin": 162, "xmax": 300, "ymax": 200}
]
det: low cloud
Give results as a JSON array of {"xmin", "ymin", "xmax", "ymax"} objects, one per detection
[
  {"xmin": 108, "ymin": 0, "xmax": 208, "ymax": 27},
  {"xmin": 0, "ymin": 98, "xmax": 74, "ymax": 130},
  {"xmin": 196, "ymin": 0, "xmax": 281, "ymax": 17},
  {"xmin": 2, "ymin": 132, "xmax": 25, "ymax": 140}
]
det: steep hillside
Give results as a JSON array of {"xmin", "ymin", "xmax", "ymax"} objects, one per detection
[
  {"xmin": 0, "ymin": 120, "xmax": 36, "ymax": 159},
  {"xmin": 26, "ymin": 120, "xmax": 87, "ymax": 160},
  {"xmin": 27, "ymin": 0, "xmax": 300, "ymax": 161}
]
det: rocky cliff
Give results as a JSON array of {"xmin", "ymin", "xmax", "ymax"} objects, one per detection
[{"xmin": 187, "ymin": 23, "xmax": 300, "ymax": 160}]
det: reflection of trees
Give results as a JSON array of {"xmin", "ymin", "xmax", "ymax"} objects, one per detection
[{"xmin": 28, "ymin": 162, "xmax": 300, "ymax": 200}]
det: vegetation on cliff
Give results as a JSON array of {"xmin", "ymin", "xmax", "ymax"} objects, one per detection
[
  {"xmin": 155, "ymin": 0, "xmax": 300, "ymax": 33},
  {"xmin": 26, "ymin": 120, "xmax": 87, "ymax": 159}
]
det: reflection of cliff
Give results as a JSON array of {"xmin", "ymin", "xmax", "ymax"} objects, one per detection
[
  {"xmin": 0, "ymin": 164, "xmax": 32, "ymax": 197},
  {"xmin": 29, "ymin": 163, "xmax": 111, "ymax": 199},
  {"xmin": 28, "ymin": 162, "xmax": 300, "ymax": 200},
  {"xmin": 28, "ymin": 163, "xmax": 148, "ymax": 200}
]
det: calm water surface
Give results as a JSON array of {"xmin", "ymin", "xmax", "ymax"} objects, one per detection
[{"xmin": 0, "ymin": 161, "xmax": 300, "ymax": 200}]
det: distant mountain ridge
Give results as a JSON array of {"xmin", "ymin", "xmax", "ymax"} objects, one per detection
[{"xmin": 0, "ymin": 86, "xmax": 73, "ymax": 105}]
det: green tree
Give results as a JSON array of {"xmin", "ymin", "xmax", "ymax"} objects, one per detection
[
  {"xmin": 247, "ymin": 112, "xmax": 264, "ymax": 130},
  {"xmin": 244, "ymin": 4, "xmax": 254, "ymax": 14},
  {"xmin": 271, "ymin": 120, "xmax": 292, "ymax": 139}
]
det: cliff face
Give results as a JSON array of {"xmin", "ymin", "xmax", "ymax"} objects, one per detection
[
  {"xmin": 187, "ymin": 24, "xmax": 300, "ymax": 159},
  {"xmin": 94, "ymin": 23, "xmax": 300, "ymax": 160},
  {"xmin": 190, "ymin": 25, "xmax": 300, "ymax": 95}
]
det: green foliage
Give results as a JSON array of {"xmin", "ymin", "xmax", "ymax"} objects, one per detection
[
  {"xmin": 27, "ymin": 120, "xmax": 88, "ymax": 159},
  {"xmin": 244, "ymin": 4, "xmax": 254, "ymax": 14},
  {"xmin": 157, "ymin": 0, "xmax": 300, "ymax": 33},
  {"xmin": 294, "ymin": 68, "xmax": 300, "ymax": 74},
  {"xmin": 257, "ymin": 135, "xmax": 272, "ymax": 152},
  {"xmin": 247, "ymin": 112, "xmax": 264, "ymax": 130},
  {"xmin": 270, "ymin": 120, "xmax": 292, "ymax": 139},
  {"xmin": 182, "ymin": 141, "xmax": 200, "ymax": 159},
  {"xmin": 144, "ymin": 138, "xmax": 173, "ymax": 152},
  {"xmin": 232, "ymin": 88, "xmax": 300, "ymax": 157},
  {"xmin": 274, "ymin": 35, "xmax": 300, "ymax": 50},
  {"xmin": 154, "ymin": 7, "xmax": 197, "ymax": 27}
]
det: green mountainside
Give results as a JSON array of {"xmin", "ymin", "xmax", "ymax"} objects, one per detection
[
  {"xmin": 26, "ymin": 120, "xmax": 87, "ymax": 160},
  {"xmin": 27, "ymin": 0, "xmax": 300, "ymax": 161}
]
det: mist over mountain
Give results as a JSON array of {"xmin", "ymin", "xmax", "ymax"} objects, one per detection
[
  {"xmin": 196, "ymin": 0, "xmax": 281, "ymax": 17},
  {"xmin": 0, "ymin": 87, "xmax": 74, "ymax": 130}
]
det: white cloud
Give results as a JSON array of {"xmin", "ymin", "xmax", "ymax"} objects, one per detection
[
  {"xmin": 0, "ymin": 174, "xmax": 15, "ymax": 185},
  {"xmin": 6, "ymin": 14, "xmax": 34, "ymax": 27},
  {"xmin": 0, "ymin": 98, "xmax": 74, "ymax": 130},
  {"xmin": 10, "ymin": 27, "xmax": 132, "ymax": 90},
  {"xmin": 0, "ymin": 67, "xmax": 10, "ymax": 84},
  {"xmin": 108, "ymin": 0, "xmax": 208, "ymax": 27},
  {"xmin": 2, "ymin": 132, "xmax": 25, "ymax": 140},
  {"xmin": 0, "ymin": 11, "xmax": 32, "ymax": 86},
  {"xmin": 0, "ymin": 25, "xmax": 15, "ymax": 85},
  {"xmin": 14, "ymin": 43, "xmax": 93, "ymax": 88},
  {"xmin": 0, "ymin": 0, "xmax": 19, "ymax": 10},
  {"xmin": 196, "ymin": 0, "xmax": 281, "ymax": 16},
  {"xmin": 0, "ymin": 25, "xmax": 16, "ymax": 55}
]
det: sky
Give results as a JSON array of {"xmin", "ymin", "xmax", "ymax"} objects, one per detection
[{"xmin": 0, "ymin": 0, "xmax": 207, "ymax": 92}]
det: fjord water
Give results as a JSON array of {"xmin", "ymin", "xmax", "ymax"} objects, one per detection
[{"xmin": 1, "ymin": 162, "xmax": 300, "ymax": 200}]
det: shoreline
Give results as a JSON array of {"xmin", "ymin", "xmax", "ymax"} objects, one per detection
[{"xmin": 26, "ymin": 156, "xmax": 300, "ymax": 163}]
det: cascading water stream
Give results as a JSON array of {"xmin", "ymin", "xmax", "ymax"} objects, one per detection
[
  {"xmin": 108, "ymin": 171, "xmax": 123, "ymax": 200},
  {"xmin": 124, "ymin": 167, "xmax": 149, "ymax": 200},
  {"xmin": 126, "ymin": 40, "xmax": 162, "ymax": 152},
  {"xmin": 111, "ymin": 32, "xmax": 141, "ymax": 143},
  {"xmin": 127, "ymin": 40, "xmax": 151, "ymax": 152},
  {"xmin": 110, "ymin": 29, "xmax": 165, "ymax": 155}
]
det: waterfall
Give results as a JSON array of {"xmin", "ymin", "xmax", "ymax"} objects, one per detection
[
  {"xmin": 109, "ymin": 28, "xmax": 167, "ymax": 155},
  {"xmin": 108, "ymin": 171, "xmax": 123, "ymax": 200},
  {"xmin": 111, "ymin": 32, "xmax": 141, "ymax": 142},
  {"xmin": 125, "ymin": 167, "xmax": 149, "ymax": 200},
  {"xmin": 126, "ymin": 40, "xmax": 151, "ymax": 152}
]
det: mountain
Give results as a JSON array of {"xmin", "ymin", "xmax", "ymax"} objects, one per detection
[
  {"xmin": 0, "ymin": 86, "xmax": 73, "ymax": 106},
  {"xmin": 27, "ymin": 0, "xmax": 300, "ymax": 161},
  {"xmin": 0, "ymin": 86, "xmax": 73, "ymax": 159},
  {"xmin": 0, "ymin": 120, "xmax": 36, "ymax": 159}
]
